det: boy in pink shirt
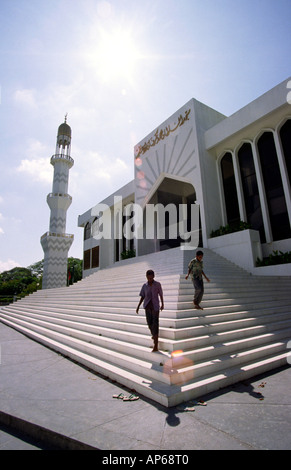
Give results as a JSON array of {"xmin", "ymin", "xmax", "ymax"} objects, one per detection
[{"xmin": 136, "ymin": 270, "xmax": 164, "ymax": 352}]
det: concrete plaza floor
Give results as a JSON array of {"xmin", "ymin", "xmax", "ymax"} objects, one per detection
[{"xmin": 0, "ymin": 322, "xmax": 290, "ymax": 451}]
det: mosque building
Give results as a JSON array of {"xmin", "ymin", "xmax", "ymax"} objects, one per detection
[{"xmin": 78, "ymin": 77, "xmax": 291, "ymax": 278}]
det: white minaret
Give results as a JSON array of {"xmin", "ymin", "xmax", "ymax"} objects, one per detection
[{"xmin": 41, "ymin": 116, "xmax": 74, "ymax": 289}]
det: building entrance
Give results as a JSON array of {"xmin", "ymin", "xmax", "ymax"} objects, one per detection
[{"xmin": 144, "ymin": 176, "xmax": 200, "ymax": 253}]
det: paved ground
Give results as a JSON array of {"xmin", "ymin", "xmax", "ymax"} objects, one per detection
[{"xmin": 0, "ymin": 322, "xmax": 290, "ymax": 451}]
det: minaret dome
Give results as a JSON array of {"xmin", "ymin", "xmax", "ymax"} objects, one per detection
[{"xmin": 55, "ymin": 115, "xmax": 72, "ymax": 156}]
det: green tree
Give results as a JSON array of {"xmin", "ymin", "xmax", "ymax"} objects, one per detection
[
  {"xmin": 0, "ymin": 267, "xmax": 40, "ymax": 303},
  {"xmin": 67, "ymin": 257, "xmax": 83, "ymax": 285},
  {"xmin": 27, "ymin": 260, "xmax": 44, "ymax": 278},
  {"xmin": 0, "ymin": 257, "xmax": 83, "ymax": 304}
]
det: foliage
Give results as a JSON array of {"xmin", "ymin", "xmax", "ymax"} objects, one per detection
[
  {"xmin": 27, "ymin": 260, "xmax": 44, "ymax": 278},
  {"xmin": 0, "ymin": 257, "xmax": 83, "ymax": 304},
  {"xmin": 210, "ymin": 221, "xmax": 251, "ymax": 238},
  {"xmin": 67, "ymin": 257, "xmax": 83, "ymax": 285},
  {"xmin": 121, "ymin": 249, "xmax": 136, "ymax": 260},
  {"xmin": 0, "ymin": 266, "xmax": 41, "ymax": 304},
  {"xmin": 256, "ymin": 250, "xmax": 291, "ymax": 267}
]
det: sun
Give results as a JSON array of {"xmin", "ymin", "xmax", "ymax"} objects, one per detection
[{"xmin": 92, "ymin": 27, "xmax": 140, "ymax": 83}]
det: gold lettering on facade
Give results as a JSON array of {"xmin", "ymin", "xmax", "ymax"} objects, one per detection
[{"xmin": 135, "ymin": 109, "xmax": 191, "ymax": 158}]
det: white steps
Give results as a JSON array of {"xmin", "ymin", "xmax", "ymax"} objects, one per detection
[{"xmin": 1, "ymin": 247, "xmax": 290, "ymax": 407}]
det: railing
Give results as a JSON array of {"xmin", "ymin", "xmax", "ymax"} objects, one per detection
[
  {"xmin": 47, "ymin": 193, "xmax": 72, "ymax": 200},
  {"xmin": 41, "ymin": 232, "xmax": 74, "ymax": 240},
  {"xmin": 50, "ymin": 154, "xmax": 74, "ymax": 165}
]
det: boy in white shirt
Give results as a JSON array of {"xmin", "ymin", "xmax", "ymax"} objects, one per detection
[{"xmin": 185, "ymin": 250, "xmax": 210, "ymax": 310}]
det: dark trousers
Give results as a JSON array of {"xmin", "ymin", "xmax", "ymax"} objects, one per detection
[
  {"xmin": 193, "ymin": 277, "xmax": 204, "ymax": 305},
  {"xmin": 145, "ymin": 302, "xmax": 159, "ymax": 341}
]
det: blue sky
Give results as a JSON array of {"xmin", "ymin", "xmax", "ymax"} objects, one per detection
[{"xmin": 0, "ymin": 0, "xmax": 290, "ymax": 272}]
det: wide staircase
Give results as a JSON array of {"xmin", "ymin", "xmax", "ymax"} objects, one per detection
[{"xmin": 1, "ymin": 247, "xmax": 290, "ymax": 407}]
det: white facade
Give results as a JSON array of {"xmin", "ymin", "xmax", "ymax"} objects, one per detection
[
  {"xmin": 79, "ymin": 78, "xmax": 291, "ymax": 277},
  {"xmin": 41, "ymin": 119, "xmax": 74, "ymax": 288}
]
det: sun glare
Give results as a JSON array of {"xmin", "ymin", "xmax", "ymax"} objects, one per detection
[{"xmin": 93, "ymin": 27, "xmax": 140, "ymax": 83}]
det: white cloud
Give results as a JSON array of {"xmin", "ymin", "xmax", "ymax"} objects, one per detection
[
  {"xmin": 17, "ymin": 157, "xmax": 52, "ymax": 184},
  {"xmin": 13, "ymin": 89, "xmax": 38, "ymax": 108},
  {"xmin": 16, "ymin": 138, "xmax": 52, "ymax": 184},
  {"xmin": 0, "ymin": 259, "xmax": 20, "ymax": 273},
  {"xmin": 71, "ymin": 148, "xmax": 130, "ymax": 199}
]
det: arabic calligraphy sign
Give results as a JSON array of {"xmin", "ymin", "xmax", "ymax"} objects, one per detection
[{"xmin": 135, "ymin": 109, "xmax": 191, "ymax": 158}]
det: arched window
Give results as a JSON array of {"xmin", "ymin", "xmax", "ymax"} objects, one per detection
[
  {"xmin": 238, "ymin": 143, "xmax": 265, "ymax": 242},
  {"xmin": 220, "ymin": 152, "xmax": 240, "ymax": 226},
  {"xmin": 92, "ymin": 217, "xmax": 100, "ymax": 237},
  {"xmin": 279, "ymin": 119, "xmax": 291, "ymax": 186},
  {"xmin": 257, "ymin": 132, "xmax": 291, "ymax": 241},
  {"xmin": 84, "ymin": 222, "xmax": 91, "ymax": 240}
]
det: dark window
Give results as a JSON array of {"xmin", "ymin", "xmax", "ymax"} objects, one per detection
[
  {"xmin": 220, "ymin": 152, "xmax": 240, "ymax": 226},
  {"xmin": 279, "ymin": 119, "xmax": 291, "ymax": 186},
  {"xmin": 115, "ymin": 239, "xmax": 119, "ymax": 262},
  {"xmin": 257, "ymin": 132, "xmax": 291, "ymax": 241},
  {"xmin": 91, "ymin": 246, "xmax": 100, "ymax": 268},
  {"xmin": 83, "ymin": 249, "xmax": 91, "ymax": 270},
  {"xmin": 84, "ymin": 222, "xmax": 91, "ymax": 240},
  {"xmin": 238, "ymin": 143, "xmax": 265, "ymax": 242}
]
